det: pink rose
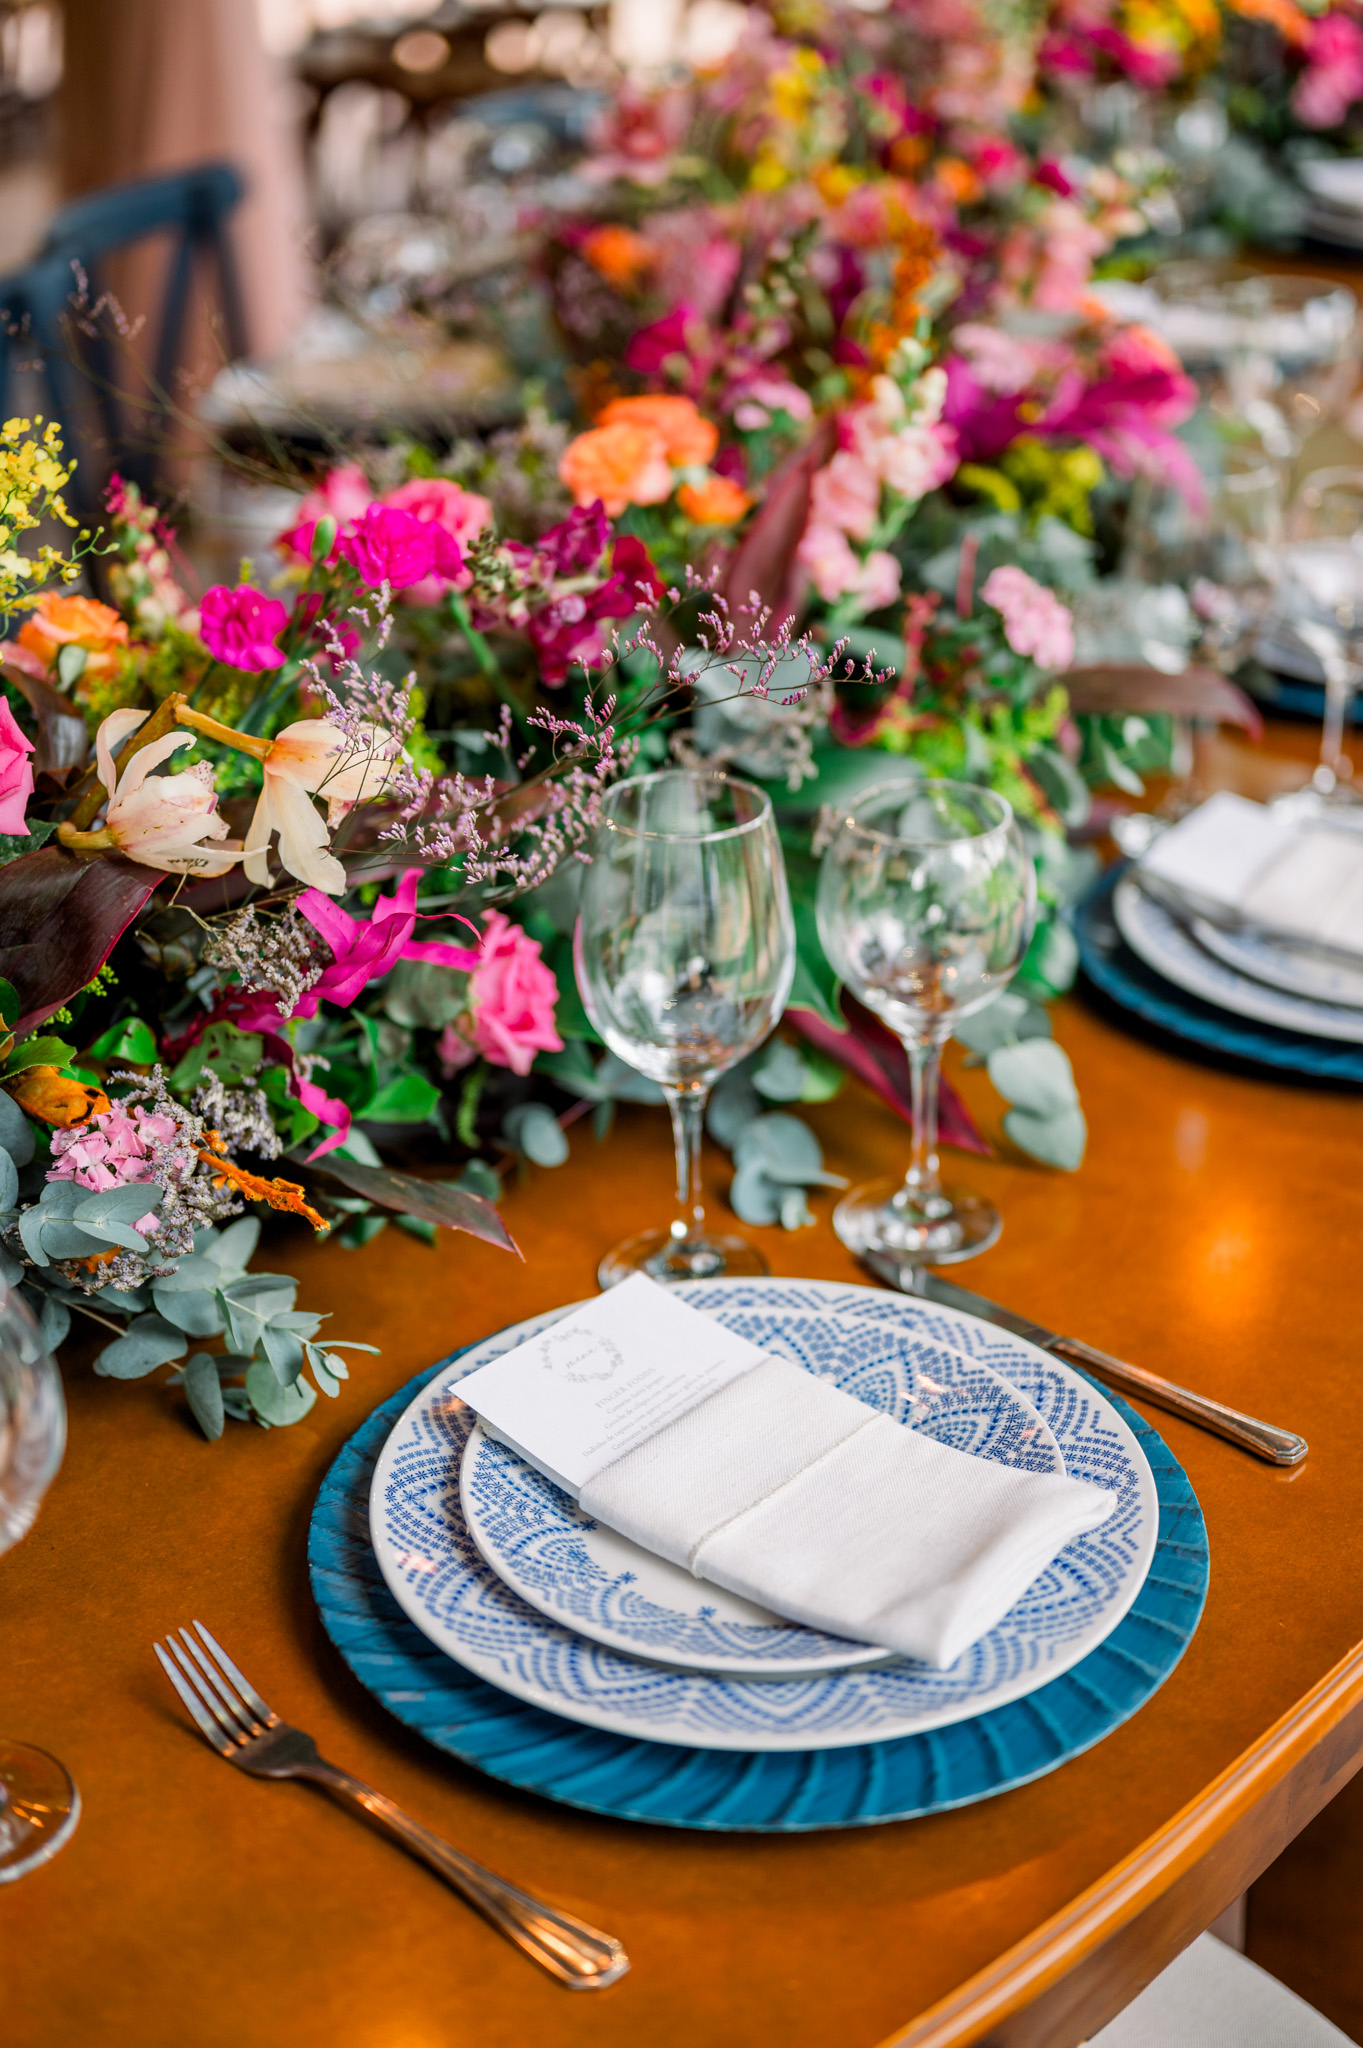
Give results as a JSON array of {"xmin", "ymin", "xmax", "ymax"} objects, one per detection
[
  {"xmin": 338, "ymin": 504, "xmax": 463, "ymax": 591},
  {"xmin": 382, "ymin": 477, "xmax": 491, "ymax": 602},
  {"xmin": 0, "ymin": 695, "xmax": 34, "ymax": 835},
  {"xmin": 980, "ymin": 565, "xmax": 1075, "ymax": 672},
  {"xmin": 200, "ymin": 585, "xmax": 290, "ymax": 673},
  {"xmin": 462, "ymin": 910, "xmax": 563, "ymax": 1076}
]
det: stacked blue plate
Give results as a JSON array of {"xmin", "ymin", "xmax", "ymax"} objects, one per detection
[
  {"xmin": 1078, "ymin": 866, "xmax": 1363, "ymax": 1084},
  {"xmin": 310, "ymin": 1279, "xmax": 1208, "ymax": 1831}
]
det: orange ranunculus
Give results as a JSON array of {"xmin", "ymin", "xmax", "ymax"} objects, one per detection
[
  {"xmin": 580, "ymin": 224, "xmax": 655, "ymax": 289},
  {"xmin": 6, "ymin": 1067, "xmax": 111, "ymax": 1127},
  {"xmin": 596, "ymin": 395, "xmax": 719, "ymax": 469},
  {"xmin": 558, "ymin": 421, "xmax": 673, "ymax": 518},
  {"xmin": 677, "ymin": 475, "xmax": 754, "ymax": 526},
  {"xmin": 17, "ymin": 593, "xmax": 129, "ymax": 679},
  {"xmin": 932, "ymin": 157, "xmax": 982, "ymax": 206}
]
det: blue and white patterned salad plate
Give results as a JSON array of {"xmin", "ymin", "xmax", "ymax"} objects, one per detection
[
  {"xmin": 367, "ymin": 1279, "xmax": 1160, "ymax": 1752},
  {"xmin": 459, "ymin": 1308, "xmax": 1064, "ymax": 1676}
]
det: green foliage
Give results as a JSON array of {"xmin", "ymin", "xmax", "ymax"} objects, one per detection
[
  {"xmin": 956, "ymin": 996, "xmax": 1086, "ymax": 1171},
  {"xmin": 705, "ymin": 1053, "xmax": 848, "ymax": 1230}
]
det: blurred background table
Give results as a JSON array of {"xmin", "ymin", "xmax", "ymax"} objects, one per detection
[{"xmin": 4, "ymin": 714, "xmax": 1363, "ymax": 2048}]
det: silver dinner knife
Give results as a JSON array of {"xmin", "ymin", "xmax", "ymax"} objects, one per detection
[{"xmin": 862, "ymin": 1256, "xmax": 1308, "ymax": 1467}]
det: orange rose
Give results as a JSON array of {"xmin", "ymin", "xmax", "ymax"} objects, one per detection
[
  {"xmin": 558, "ymin": 422, "xmax": 673, "ymax": 518},
  {"xmin": 677, "ymin": 475, "xmax": 753, "ymax": 526},
  {"xmin": 597, "ymin": 395, "xmax": 719, "ymax": 469},
  {"xmin": 580, "ymin": 225, "xmax": 655, "ymax": 290},
  {"xmin": 17, "ymin": 593, "xmax": 129, "ymax": 679}
]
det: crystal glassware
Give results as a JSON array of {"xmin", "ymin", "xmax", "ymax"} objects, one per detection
[
  {"xmin": 0, "ymin": 1286, "xmax": 78, "ymax": 1881},
  {"xmin": 816, "ymin": 777, "xmax": 1036, "ymax": 1266},
  {"xmin": 1282, "ymin": 467, "xmax": 1363, "ymax": 804},
  {"xmin": 574, "ymin": 768, "xmax": 796, "ymax": 1288}
]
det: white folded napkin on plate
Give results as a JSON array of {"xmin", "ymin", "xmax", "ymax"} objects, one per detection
[
  {"xmin": 455, "ymin": 1275, "xmax": 1117, "ymax": 1670},
  {"xmin": 1139, "ymin": 791, "xmax": 1363, "ymax": 959}
]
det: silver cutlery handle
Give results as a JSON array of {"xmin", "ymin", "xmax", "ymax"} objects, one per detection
[
  {"xmin": 1049, "ymin": 1337, "xmax": 1308, "ymax": 1467},
  {"xmin": 302, "ymin": 1763, "xmax": 629, "ymax": 1989}
]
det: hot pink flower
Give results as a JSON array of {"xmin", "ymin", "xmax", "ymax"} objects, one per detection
[
  {"xmin": 200, "ymin": 584, "xmax": 289, "ymax": 672},
  {"xmin": 1293, "ymin": 13, "xmax": 1363, "ymax": 128},
  {"xmin": 276, "ymin": 463, "xmax": 373, "ymax": 562},
  {"xmin": 0, "ymin": 696, "xmax": 34, "ymax": 835},
  {"xmin": 981, "ymin": 566, "xmax": 1075, "ymax": 672},
  {"xmin": 456, "ymin": 910, "xmax": 562, "ymax": 1076},
  {"xmin": 382, "ymin": 478, "xmax": 492, "ymax": 603},
  {"xmin": 338, "ymin": 505, "xmax": 464, "ymax": 591},
  {"xmin": 291, "ymin": 869, "xmax": 478, "ymax": 1020}
]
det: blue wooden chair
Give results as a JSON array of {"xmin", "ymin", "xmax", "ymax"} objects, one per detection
[{"xmin": 0, "ymin": 161, "xmax": 248, "ymax": 522}]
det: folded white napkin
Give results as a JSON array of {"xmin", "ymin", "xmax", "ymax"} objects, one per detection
[
  {"xmin": 457, "ymin": 1277, "xmax": 1117, "ymax": 1670},
  {"xmin": 1139, "ymin": 791, "xmax": 1363, "ymax": 959}
]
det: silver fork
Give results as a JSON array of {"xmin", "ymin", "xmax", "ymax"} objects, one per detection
[{"xmin": 154, "ymin": 1621, "xmax": 629, "ymax": 1991}]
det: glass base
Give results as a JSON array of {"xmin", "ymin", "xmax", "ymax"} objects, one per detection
[
  {"xmin": 598, "ymin": 1229, "xmax": 771, "ymax": 1290},
  {"xmin": 0, "ymin": 1743, "xmax": 79, "ymax": 1882},
  {"xmin": 833, "ymin": 1176, "xmax": 1002, "ymax": 1267}
]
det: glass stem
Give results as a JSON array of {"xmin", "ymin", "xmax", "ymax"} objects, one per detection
[
  {"xmin": 1320, "ymin": 679, "xmax": 1355, "ymax": 787},
  {"xmin": 901, "ymin": 1035, "xmax": 948, "ymax": 1214},
  {"xmin": 663, "ymin": 1083, "xmax": 707, "ymax": 1246}
]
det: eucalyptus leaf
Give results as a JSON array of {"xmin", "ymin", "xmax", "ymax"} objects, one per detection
[
  {"xmin": 203, "ymin": 1218, "xmax": 261, "ymax": 1276},
  {"xmin": 94, "ymin": 1313, "xmax": 189, "ymax": 1379},
  {"xmin": 779, "ymin": 1189, "xmax": 815, "ymax": 1230},
  {"xmin": 151, "ymin": 1285, "xmax": 224, "ymax": 1338},
  {"xmin": 987, "ymin": 1039, "xmax": 1079, "ymax": 1119},
  {"xmin": 39, "ymin": 1220, "xmax": 114, "ymax": 1260},
  {"xmin": 751, "ymin": 1040, "xmax": 808, "ymax": 1103},
  {"xmin": 35, "ymin": 1293, "xmax": 69, "ymax": 1351},
  {"xmin": 502, "ymin": 1103, "xmax": 569, "ymax": 1168},
  {"xmin": 261, "ymin": 1325, "xmax": 304, "ymax": 1386},
  {"xmin": 17, "ymin": 1205, "xmax": 51, "ymax": 1265},
  {"xmin": 183, "ymin": 1352, "xmax": 225, "ymax": 1441},
  {"xmin": 0, "ymin": 1245, "xmax": 24, "ymax": 1286},
  {"xmin": 729, "ymin": 1159, "xmax": 783, "ymax": 1226},
  {"xmin": 952, "ymin": 993, "xmax": 1033, "ymax": 1058},
  {"xmin": 1003, "ymin": 1104, "xmax": 1088, "ymax": 1171},
  {"xmin": 1017, "ymin": 916, "xmax": 1080, "ymax": 998},
  {"xmin": 245, "ymin": 1360, "xmax": 317, "ymax": 1427},
  {"xmin": 706, "ymin": 1067, "xmax": 762, "ymax": 1147},
  {"xmin": 732, "ymin": 1114, "xmax": 824, "ymax": 1180},
  {"xmin": 0, "ymin": 1091, "xmax": 34, "ymax": 1167},
  {"xmin": 395, "ymin": 1214, "xmax": 437, "ymax": 1245},
  {"xmin": 0, "ymin": 1147, "xmax": 17, "ymax": 1214},
  {"xmin": 452, "ymin": 1159, "xmax": 501, "ymax": 1202},
  {"xmin": 151, "ymin": 1252, "xmax": 224, "ymax": 1292}
]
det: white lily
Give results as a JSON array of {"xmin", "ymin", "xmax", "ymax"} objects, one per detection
[{"xmin": 58, "ymin": 707, "xmax": 241, "ymax": 876}]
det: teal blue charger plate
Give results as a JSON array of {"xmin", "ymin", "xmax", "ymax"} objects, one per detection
[{"xmin": 308, "ymin": 1341, "xmax": 1210, "ymax": 1832}]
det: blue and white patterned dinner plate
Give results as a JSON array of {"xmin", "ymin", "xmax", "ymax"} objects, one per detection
[
  {"xmin": 1115, "ymin": 877, "xmax": 1363, "ymax": 1044},
  {"xmin": 368, "ymin": 1280, "xmax": 1158, "ymax": 1751},
  {"xmin": 1192, "ymin": 916, "xmax": 1363, "ymax": 1010},
  {"xmin": 458, "ymin": 1308, "xmax": 1064, "ymax": 1677}
]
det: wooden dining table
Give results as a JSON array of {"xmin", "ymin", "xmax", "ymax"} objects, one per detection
[{"xmin": 5, "ymin": 718, "xmax": 1363, "ymax": 2048}]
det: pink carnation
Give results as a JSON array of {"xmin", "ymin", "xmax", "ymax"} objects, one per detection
[
  {"xmin": 455, "ymin": 910, "xmax": 563, "ymax": 1077},
  {"xmin": 200, "ymin": 585, "xmax": 289, "ymax": 673},
  {"xmin": 339, "ymin": 504, "xmax": 464, "ymax": 592},
  {"xmin": 382, "ymin": 477, "xmax": 491, "ymax": 603},
  {"xmin": 0, "ymin": 695, "xmax": 35, "ymax": 835},
  {"xmin": 276, "ymin": 463, "xmax": 372, "ymax": 562},
  {"xmin": 980, "ymin": 566, "xmax": 1075, "ymax": 672}
]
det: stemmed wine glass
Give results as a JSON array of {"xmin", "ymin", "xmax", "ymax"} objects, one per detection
[
  {"xmin": 816, "ymin": 778, "xmax": 1036, "ymax": 1266},
  {"xmin": 575, "ymin": 768, "xmax": 796, "ymax": 1289},
  {"xmin": 0, "ymin": 1286, "xmax": 77, "ymax": 1881},
  {"xmin": 1281, "ymin": 467, "xmax": 1363, "ymax": 805}
]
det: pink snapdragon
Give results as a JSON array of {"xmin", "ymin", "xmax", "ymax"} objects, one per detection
[
  {"xmin": 798, "ymin": 522, "xmax": 901, "ymax": 610},
  {"xmin": 200, "ymin": 584, "xmax": 289, "ymax": 672},
  {"xmin": 339, "ymin": 503, "xmax": 465, "ymax": 592},
  {"xmin": 437, "ymin": 911, "xmax": 562, "ymax": 1078},
  {"xmin": 981, "ymin": 566, "xmax": 1075, "ymax": 672},
  {"xmin": 0, "ymin": 696, "xmax": 34, "ymax": 834}
]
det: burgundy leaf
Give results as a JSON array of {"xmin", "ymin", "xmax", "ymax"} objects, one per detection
[
  {"xmin": 720, "ymin": 418, "xmax": 835, "ymax": 629},
  {"xmin": 302, "ymin": 1151, "xmax": 519, "ymax": 1256},
  {"xmin": 2, "ymin": 662, "xmax": 89, "ymax": 780},
  {"xmin": 0, "ymin": 848, "xmax": 159, "ymax": 1034},
  {"xmin": 788, "ymin": 997, "xmax": 990, "ymax": 1157},
  {"xmin": 1064, "ymin": 663, "xmax": 1262, "ymax": 737}
]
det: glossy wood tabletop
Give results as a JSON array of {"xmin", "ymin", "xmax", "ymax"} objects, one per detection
[{"xmin": 6, "ymin": 724, "xmax": 1363, "ymax": 2048}]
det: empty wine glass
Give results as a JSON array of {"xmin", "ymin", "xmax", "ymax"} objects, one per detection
[
  {"xmin": 0, "ymin": 1286, "xmax": 77, "ymax": 1881},
  {"xmin": 575, "ymin": 768, "xmax": 795, "ymax": 1288},
  {"xmin": 817, "ymin": 777, "xmax": 1036, "ymax": 1266},
  {"xmin": 1282, "ymin": 467, "xmax": 1363, "ymax": 803}
]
